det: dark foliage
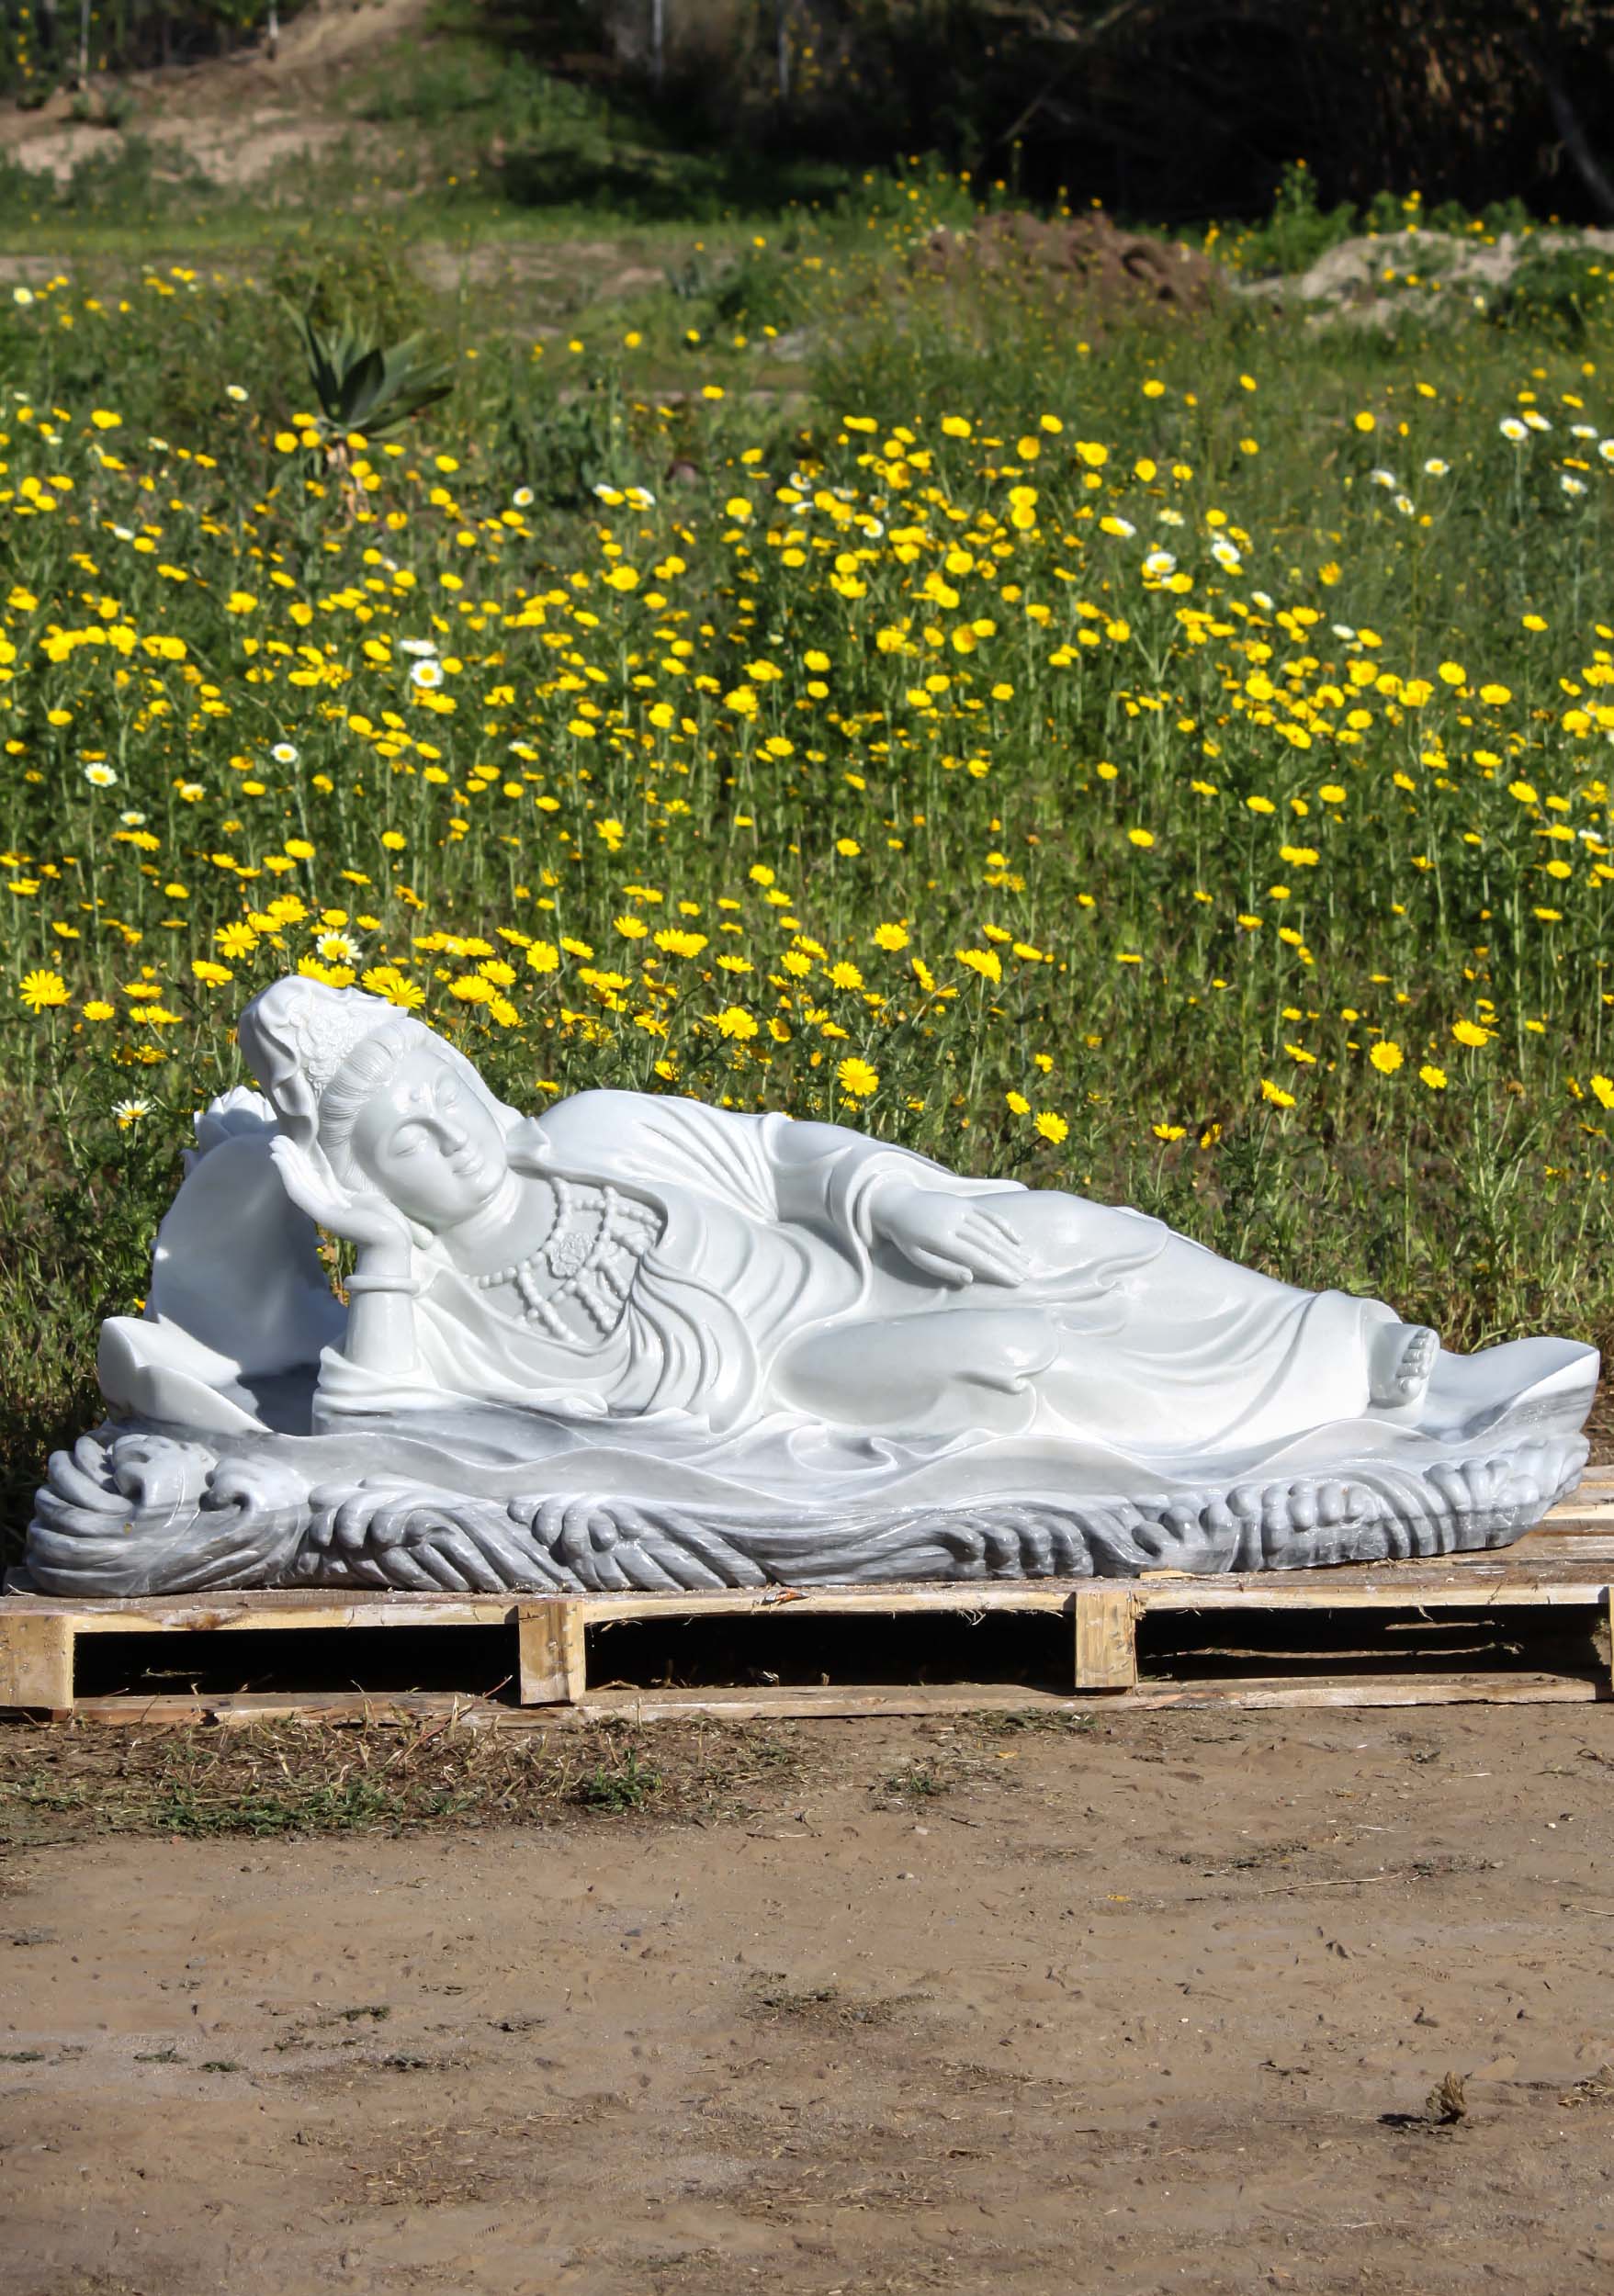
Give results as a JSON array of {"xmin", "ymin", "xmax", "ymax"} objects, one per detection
[{"xmin": 479, "ymin": 0, "xmax": 1614, "ymax": 225}]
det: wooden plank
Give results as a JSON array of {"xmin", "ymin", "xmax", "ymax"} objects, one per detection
[
  {"xmin": 44, "ymin": 1667, "xmax": 1607, "ymax": 1729},
  {"xmin": 1, "ymin": 1562, "xmax": 1609, "ymax": 1627},
  {"xmin": 1133, "ymin": 1578, "xmax": 1609, "ymax": 1613},
  {"xmin": 588, "ymin": 1669, "xmax": 1604, "ymax": 1716},
  {"xmin": 1544, "ymin": 1500, "xmax": 1614, "ymax": 1526},
  {"xmin": 64, "ymin": 1593, "xmax": 517, "ymax": 1636},
  {"xmin": 1, "ymin": 1563, "xmax": 1610, "ymax": 1645},
  {"xmin": 581, "ymin": 1673, "xmax": 1605, "ymax": 1719},
  {"xmin": 0, "ymin": 1583, "xmax": 1076, "ymax": 1630},
  {"xmin": 572, "ymin": 1581, "xmax": 1076, "ymax": 1622},
  {"xmin": 9, "ymin": 1558, "xmax": 1608, "ymax": 1622},
  {"xmin": 1514, "ymin": 1533, "xmax": 1614, "ymax": 1561},
  {"xmin": 3, "ymin": 1547, "xmax": 1612, "ymax": 1643},
  {"xmin": 1074, "ymin": 1584, "xmax": 1137, "ymax": 1690},
  {"xmin": 62, "ymin": 1690, "xmax": 519, "ymax": 1729},
  {"xmin": 517, "ymin": 1600, "xmax": 587, "ymax": 1705},
  {"xmin": 0, "ymin": 1613, "xmax": 73, "ymax": 1714},
  {"xmin": 1116, "ymin": 1671, "xmax": 1603, "ymax": 1712}
]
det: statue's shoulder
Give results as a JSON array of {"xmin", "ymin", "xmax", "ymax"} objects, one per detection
[
  {"xmin": 522, "ymin": 1086, "xmax": 772, "ymax": 1190},
  {"xmin": 537, "ymin": 1085, "xmax": 667, "ymax": 1140},
  {"xmin": 522, "ymin": 1085, "xmax": 716, "ymax": 1159}
]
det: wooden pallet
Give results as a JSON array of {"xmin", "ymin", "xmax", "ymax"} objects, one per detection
[{"xmin": 6, "ymin": 1474, "xmax": 1614, "ymax": 1725}]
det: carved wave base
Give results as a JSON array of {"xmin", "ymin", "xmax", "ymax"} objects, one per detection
[{"xmin": 26, "ymin": 1421, "xmax": 1590, "ymax": 1599}]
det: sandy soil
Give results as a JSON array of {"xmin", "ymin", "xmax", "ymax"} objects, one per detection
[{"xmin": 5, "ymin": 1705, "xmax": 1614, "ymax": 2293}]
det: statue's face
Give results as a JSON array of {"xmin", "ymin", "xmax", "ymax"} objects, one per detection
[{"xmin": 349, "ymin": 1046, "xmax": 508, "ymax": 1231}]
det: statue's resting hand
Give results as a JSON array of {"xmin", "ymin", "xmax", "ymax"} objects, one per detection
[
  {"xmin": 269, "ymin": 1136, "xmax": 412, "ymax": 1265},
  {"xmin": 870, "ymin": 1178, "xmax": 1031, "ymax": 1289}
]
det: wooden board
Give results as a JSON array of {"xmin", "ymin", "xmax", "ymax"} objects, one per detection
[
  {"xmin": 6, "ymin": 1490, "xmax": 1614, "ymax": 1721},
  {"xmin": 42, "ymin": 1671, "xmax": 1606, "ymax": 1730},
  {"xmin": 517, "ymin": 1600, "xmax": 587, "ymax": 1705},
  {"xmin": 1074, "ymin": 1583, "xmax": 1138, "ymax": 1690}
]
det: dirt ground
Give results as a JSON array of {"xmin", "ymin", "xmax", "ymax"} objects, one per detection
[
  {"xmin": 4, "ymin": 1705, "xmax": 1614, "ymax": 2293},
  {"xmin": 0, "ymin": 0, "xmax": 426, "ymax": 187}
]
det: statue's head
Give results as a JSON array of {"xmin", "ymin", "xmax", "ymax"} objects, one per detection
[{"xmin": 239, "ymin": 977, "xmax": 511, "ymax": 1234}]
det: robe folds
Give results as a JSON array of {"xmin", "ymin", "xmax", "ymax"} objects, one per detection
[{"xmin": 313, "ymin": 1087, "xmax": 1394, "ymax": 1467}]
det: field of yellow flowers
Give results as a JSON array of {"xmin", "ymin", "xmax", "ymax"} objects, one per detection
[{"xmin": 3, "ymin": 206, "xmax": 1613, "ymax": 1532}]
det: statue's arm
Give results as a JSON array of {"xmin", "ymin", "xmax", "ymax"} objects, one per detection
[
  {"xmin": 530, "ymin": 1090, "xmax": 1030, "ymax": 1289},
  {"xmin": 268, "ymin": 1138, "xmax": 421, "ymax": 1376},
  {"xmin": 763, "ymin": 1116, "xmax": 1031, "ymax": 1286},
  {"xmin": 340, "ymin": 1262, "xmax": 421, "ymax": 1375}
]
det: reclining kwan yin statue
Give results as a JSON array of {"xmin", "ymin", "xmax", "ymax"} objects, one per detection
[{"xmin": 28, "ymin": 977, "xmax": 1597, "ymax": 1597}]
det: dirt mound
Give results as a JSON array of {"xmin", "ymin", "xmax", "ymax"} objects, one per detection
[
  {"xmin": 916, "ymin": 208, "xmax": 1224, "ymax": 316},
  {"xmin": 1289, "ymin": 223, "xmax": 1614, "ymax": 306}
]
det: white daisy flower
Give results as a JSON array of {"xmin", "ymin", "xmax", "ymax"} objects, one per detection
[
  {"xmin": 513, "ymin": 486, "xmax": 535, "ymax": 509},
  {"xmin": 411, "ymin": 658, "xmax": 446, "ymax": 691},
  {"xmin": 1141, "ymin": 548, "xmax": 1177, "ymax": 578},
  {"xmin": 270, "ymin": 741, "xmax": 299, "ymax": 766},
  {"xmin": 83, "ymin": 762, "xmax": 118, "ymax": 787},
  {"xmin": 1394, "ymin": 492, "xmax": 1416, "ymax": 515},
  {"xmin": 1562, "ymin": 474, "xmax": 1587, "ymax": 497},
  {"xmin": 1522, "ymin": 411, "xmax": 1552, "ymax": 432},
  {"xmin": 119, "ymin": 810, "xmax": 148, "ymax": 827},
  {"xmin": 1499, "ymin": 417, "xmax": 1529, "ymax": 442},
  {"xmin": 1369, "ymin": 467, "xmax": 1399, "ymax": 489},
  {"xmin": 399, "ymin": 637, "xmax": 438, "ymax": 658},
  {"xmin": 1423, "ymin": 457, "xmax": 1450, "ymax": 476},
  {"xmin": 225, "ymin": 385, "xmax": 249, "ymax": 403}
]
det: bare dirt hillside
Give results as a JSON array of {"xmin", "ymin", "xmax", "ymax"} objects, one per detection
[
  {"xmin": 0, "ymin": 0, "xmax": 429, "ymax": 188},
  {"xmin": 5, "ymin": 1705, "xmax": 1614, "ymax": 2293}
]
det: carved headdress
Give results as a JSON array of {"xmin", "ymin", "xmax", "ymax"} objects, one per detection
[{"xmin": 238, "ymin": 976, "xmax": 500, "ymax": 1186}]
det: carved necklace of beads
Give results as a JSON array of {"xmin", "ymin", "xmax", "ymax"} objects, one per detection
[{"xmin": 470, "ymin": 1178, "xmax": 659, "ymax": 1338}]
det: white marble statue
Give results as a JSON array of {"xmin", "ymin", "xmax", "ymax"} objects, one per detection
[{"xmin": 28, "ymin": 977, "xmax": 1598, "ymax": 1596}]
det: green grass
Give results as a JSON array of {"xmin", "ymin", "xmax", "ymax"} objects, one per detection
[{"xmin": 2, "ymin": 162, "xmax": 1614, "ymax": 1555}]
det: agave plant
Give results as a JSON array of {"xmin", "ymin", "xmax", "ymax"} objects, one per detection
[{"xmin": 293, "ymin": 310, "xmax": 455, "ymax": 447}]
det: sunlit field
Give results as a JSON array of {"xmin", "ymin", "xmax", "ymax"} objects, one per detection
[{"xmin": 5, "ymin": 183, "xmax": 1614, "ymax": 1538}]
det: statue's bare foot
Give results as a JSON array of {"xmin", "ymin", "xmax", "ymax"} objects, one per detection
[{"xmin": 1369, "ymin": 1321, "xmax": 1439, "ymax": 1408}]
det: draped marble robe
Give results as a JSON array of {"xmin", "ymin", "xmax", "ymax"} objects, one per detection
[{"xmin": 311, "ymin": 1086, "xmax": 1393, "ymax": 1464}]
